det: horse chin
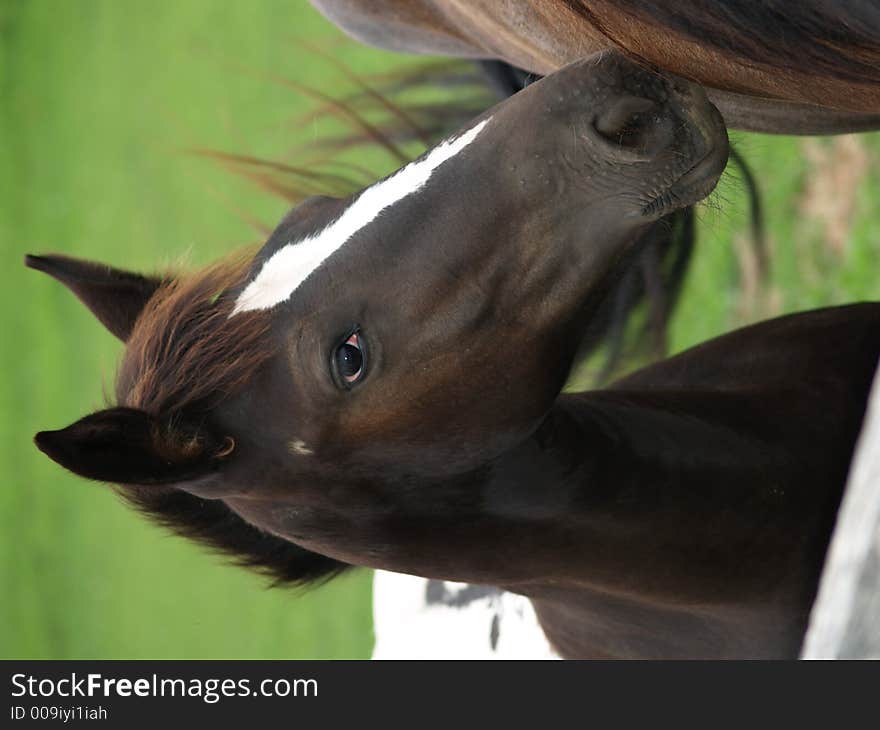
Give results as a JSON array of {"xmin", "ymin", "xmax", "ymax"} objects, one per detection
[{"xmin": 640, "ymin": 140, "xmax": 728, "ymax": 219}]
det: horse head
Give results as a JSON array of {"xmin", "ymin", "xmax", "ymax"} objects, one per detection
[{"xmin": 29, "ymin": 52, "xmax": 728, "ymax": 584}]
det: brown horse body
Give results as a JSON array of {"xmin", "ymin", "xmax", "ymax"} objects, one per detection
[
  {"xmin": 27, "ymin": 51, "xmax": 880, "ymax": 658},
  {"xmin": 529, "ymin": 305, "xmax": 880, "ymax": 657},
  {"xmin": 313, "ymin": 0, "xmax": 880, "ymax": 133},
  {"xmin": 221, "ymin": 303, "xmax": 878, "ymax": 658}
]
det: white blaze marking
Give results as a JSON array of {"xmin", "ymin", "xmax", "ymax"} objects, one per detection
[
  {"xmin": 232, "ymin": 118, "xmax": 492, "ymax": 315},
  {"xmin": 289, "ymin": 438, "xmax": 313, "ymax": 456}
]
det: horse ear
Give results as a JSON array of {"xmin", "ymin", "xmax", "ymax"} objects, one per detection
[
  {"xmin": 34, "ymin": 407, "xmax": 232, "ymax": 486},
  {"xmin": 25, "ymin": 254, "xmax": 166, "ymax": 341}
]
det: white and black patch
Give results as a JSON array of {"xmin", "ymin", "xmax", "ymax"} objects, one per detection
[{"xmin": 371, "ymin": 570, "xmax": 559, "ymax": 659}]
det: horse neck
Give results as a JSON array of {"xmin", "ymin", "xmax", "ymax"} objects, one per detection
[
  {"xmin": 486, "ymin": 388, "xmax": 855, "ymax": 658},
  {"xmin": 237, "ymin": 379, "xmax": 859, "ymax": 657},
  {"xmin": 488, "ymin": 386, "xmax": 845, "ymax": 584},
  {"xmin": 330, "ymin": 382, "xmax": 850, "ymax": 594}
]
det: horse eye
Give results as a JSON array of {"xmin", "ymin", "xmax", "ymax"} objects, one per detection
[{"xmin": 334, "ymin": 332, "xmax": 365, "ymax": 386}]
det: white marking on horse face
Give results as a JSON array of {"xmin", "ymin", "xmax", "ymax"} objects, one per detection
[
  {"xmin": 231, "ymin": 117, "xmax": 492, "ymax": 316},
  {"xmin": 289, "ymin": 438, "xmax": 313, "ymax": 456}
]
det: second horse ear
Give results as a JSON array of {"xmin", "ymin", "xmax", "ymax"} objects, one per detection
[
  {"xmin": 34, "ymin": 407, "xmax": 232, "ymax": 486},
  {"xmin": 25, "ymin": 253, "xmax": 167, "ymax": 341}
]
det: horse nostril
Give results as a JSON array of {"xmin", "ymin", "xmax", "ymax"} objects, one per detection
[
  {"xmin": 595, "ymin": 96, "xmax": 655, "ymax": 137},
  {"xmin": 590, "ymin": 96, "xmax": 668, "ymax": 162}
]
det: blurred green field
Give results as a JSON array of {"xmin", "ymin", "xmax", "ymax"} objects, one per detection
[{"xmin": 2, "ymin": 0, "xmax": 880, "ymax": 659}]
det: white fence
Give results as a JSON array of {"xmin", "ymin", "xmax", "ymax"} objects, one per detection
[{"xmin": 802, "ymin": 364, "xmax": 880, "ymax": 658}]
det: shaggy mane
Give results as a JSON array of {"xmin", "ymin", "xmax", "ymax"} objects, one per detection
[
  {"xmin": 580, "ymin": 0, "xmax": 880, "ymax": 86},
  {"xmin": 119, "ymin": 484, "xmax": 350, "ymax": 587}
]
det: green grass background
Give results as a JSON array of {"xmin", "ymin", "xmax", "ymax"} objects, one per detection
[{"xmin": 2, "ymin": 0, "xmax": 879, "ymax": 658}]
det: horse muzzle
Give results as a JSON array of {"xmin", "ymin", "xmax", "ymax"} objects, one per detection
[{"xmin": 545, "ymin": 51, "xmax": 729, "ymax": 218}]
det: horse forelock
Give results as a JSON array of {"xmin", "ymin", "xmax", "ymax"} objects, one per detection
[{"xmin": 116, "ymin": 253, "xmax": 277, "ymax": 420}]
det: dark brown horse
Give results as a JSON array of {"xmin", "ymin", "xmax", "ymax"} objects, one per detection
[
  {"xmin": 313, "ymin": 0, "xmax": 880, "ymax": 134},
  {"xmin": 27, "ymin": 52, "xmax": 880, "ymax": 657}
]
